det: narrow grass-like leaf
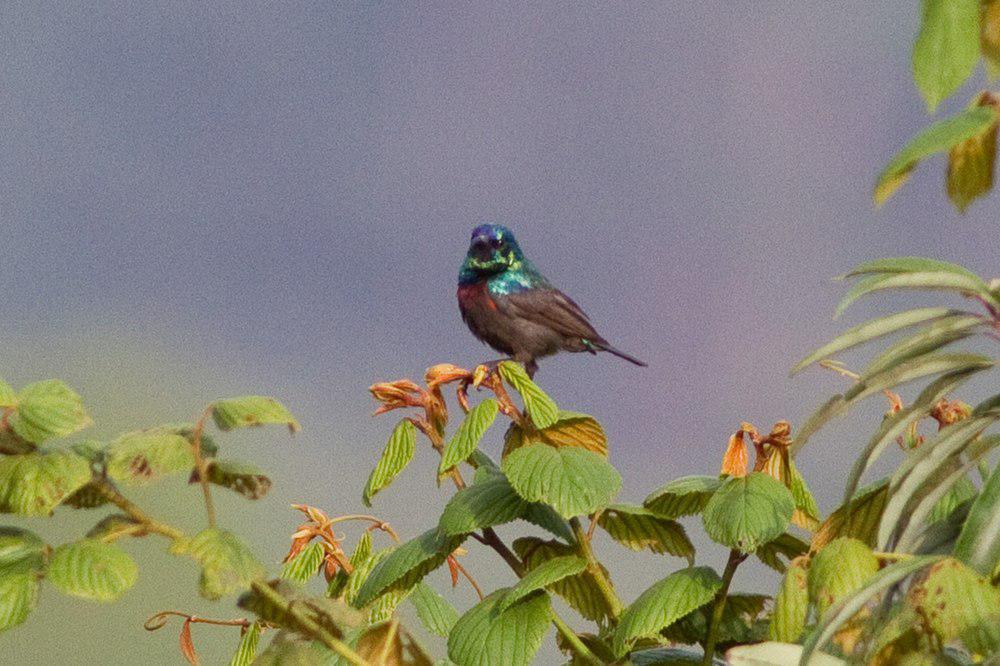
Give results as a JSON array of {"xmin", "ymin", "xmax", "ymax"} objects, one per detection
[
  {"xmin": 643, "ymin": 475, "xmax": 722, "ymax": 519},
  {"xmin": 228, "ymin": 621, "xmax": 262, "ymax": 666},
  {"xmin": 954, "ymin": 461, "xmax": 1000, "ymax": 576},
  {"xmin": 790, "ymin": 307, "xmax": 953, "ymax": 375},
  {"xmin": 280, "ymin": 541, "xmax": 324, "ymax": 584},
  {"xmin": 841, "ymin": 256, "xmax": 983, "ymax": 280},
  {"xmin": 845, "ymin": 352, "xmax": 994, "ymax": 403},
  {"xmin": 438, "ymin": 399, "xmax": 498, "ymax": 475},
  {"xmin": 363, "ymin": 419, "xmax": 416, "ymax": 507},
  {"xmin": 863, "ymin": 314, "xmax": 983, "ymax": 376},
  {"xmin": 47, "ymin": 540, "xmax": 138, "ymax": 601},
  {"xmin": 106, "ymin": 429, "xmax": 194, "ymax": 485},
  {"xmin": 184, "ymin": 528, "xmax": 264, "ymax": 600},
  {"xmin": 769, "ymin": 557, "xmax": 809, "ymax": 642},
  {"xmin": 409, "ymin": 581, "xmax": 459, "ymax": 637},
  {"xmin": 874, "ymin": 107, "xmax": 998, "ymax": 206},
  {"xmin": 912, "ymin": 0, "xmax": 981, "ymax": 112},
  {"xmin": 211, "ymin": 396, "xmax": 300, "ymax": 433},
  {"xmin": 612, "ymin": 566, "xmax": 722, "ymax": 656},
  {"xmin": 0, "ymin": 451, "xmax": 92, "ymax": 516},
  {"xmin": 353, "ymin": 528, "xmax": 464, "ymax": 608},
  {"xmin": 8, "ymin": 380, "xmax": 91, "ymax": 444},
  {"xmin": 839, "ymin": 273, "xmax": 999, "ymax": 318},
  {"xmin": 448, "ymin": 588, "xmax": 551, "ymax": 666},
  {"xmin": 598, "ymin": 504, "xmax": 694, "ymax": 561},
  {"xmin": 702, "ymin": 473, "xmax": 794, "ymax": 553},
  {"xmin": 439, "ymin": 474, "xmax": 528, "ymax": 536},
  {"xmin": 502, "ymin": 443, "xmax": 621, "ymax": 519},
  {"xmin": 790, "ymin": 395, "xmax": 848, "ymax": 455},
  {"xmin": 498, "ymin": 361, "xmax": 559, "ymax": 428}
]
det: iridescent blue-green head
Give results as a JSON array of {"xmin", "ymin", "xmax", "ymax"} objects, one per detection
[{"xmin": 459, "ymin": 224, "xmax": 527, "ymax": 284}]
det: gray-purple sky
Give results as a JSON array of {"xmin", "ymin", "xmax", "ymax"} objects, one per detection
[{"xmin": 2, "ymin": 3, "xmax": 997, "ymax": 663}]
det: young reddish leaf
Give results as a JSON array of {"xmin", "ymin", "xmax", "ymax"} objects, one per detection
[{"xmin": 179, "ymin": 619, "xmax": 199, "ymax": 666}]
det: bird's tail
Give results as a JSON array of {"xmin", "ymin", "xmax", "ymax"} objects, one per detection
[{"xmin": 596, "ymin": 342, "xmax": 647, "ymax": 367}]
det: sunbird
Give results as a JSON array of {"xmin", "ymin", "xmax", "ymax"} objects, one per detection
[{"xmin": 457, "ymin": 224, "xmax": 646, "ymax": 377}]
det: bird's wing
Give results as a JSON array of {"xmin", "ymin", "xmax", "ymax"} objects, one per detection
[{"xmin": 497, "ymin": 288, "xmax": 604, "ymax": 342}]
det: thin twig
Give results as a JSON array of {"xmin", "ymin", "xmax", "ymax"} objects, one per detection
[
  {"xmin": 92, "ymin": 478, "xmax": 185, "ymax": 541},
  {"xmin": 702, "ymin": 549, "xmax": 746, "ymax": 665},
  {"xmin": 144, "ymin": 610, "xmax": 251, "ymax": 631},
  {"xmin": 570, "ymin": 517, "xmax": 624, "ymax": 620},
  {"xmin": 190, "ymin": 405, "xmax": 217, "ymax": 528}
]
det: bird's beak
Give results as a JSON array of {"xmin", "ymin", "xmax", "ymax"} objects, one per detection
[{"xmin": 470, "ymin": 235, "xmax": 493, "ymax": 262}]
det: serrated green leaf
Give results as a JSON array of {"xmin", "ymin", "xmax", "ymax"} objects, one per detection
[
  {"xmin": 229, "ymin": 621, "xmax": 262, "ymax": 666},
  {"xmin": 808, "ymin": 538, "xmax": 879, "ymax": 615},
  {"xmin": 502, "ymin": 443, "xmax": 620, "ymax": 519},
  {"xmin": 912, "ymin": 0, "xmax": 981, "ymax": 112},
  {"xmin": 813, "ymin": 479, "xmax": 889, "ymax": 551},
  {"xmin": 523, "ymin": 502, "xmax": 575, "ymax": 544},
  {"xmin": 439, "ymin": 399, "xmax": 498, "ymax": 475},
  {"xmin": 769, "ymin": 557, "xmax": 809, "ymax": 642},
  {"xmin": 343, "ymin": 545, "xmax": 388, "ymax": 606},
  {"xmin": 105, "ymin": 429, "xmax": 194, "ymax": 485},
  {"xmin": 598, "ymin": 504, "xmax": 694, "ymax": 561},
  {"xmin": 643, "ymin": 475, "xmax": 722, "ymax": 519},
  {"xmin": 789, "ymin": 462, "xmax": 820, "ymax": 530},
  {"xmin": 728, "ymin": 642, "xmax": 845, "ymax": 666},
  {"xmin": 198, "ymin": 459, "xmax": 272, "ymax": 500},
  {"xmin": 500, "ymin": 555, "xmax": 586, "ymax": 612},
  {"xmin": 0, "ymin": 527, "xmax": 46, "ymax": 578},
  {"xmin": 363, "ymin": 419, "xmax": 416, "ymax": 507},
  {"xmin": 790, "ymin": 307, "xmax": 954, "ymax": 375},
  {"xmin": 184, "ymin": 528, "xmax": 264, "ymax": 600},
  {"xmin": 0, "ymin": 380, "xmax": 17, "ymax": 408},
  {"xmin": 448, "ymin": 588, "xmax": 551, "ymax": 666},
  {"xmin": 0, "ymin": 573, "xmax": 39, "ymax": 631},
  {"xmin": 367, "ymin": 582, "xmax": 412, "ymax": 623},
  {"xmin": 7, "ymin": 380, "xmax": 91, "ymax": 444},
  {"xmin": 909, "ymin": 558, "xmax": 1000, "ymax": 654},
  {"xmin": 47, "ymin": 539, "xmax": 137, "ymax": 601},
  {"xmin": 85, "ymin": 514, "xmax": 145, "ymax": 542},
  {"xmin": 702, "ymin": 473, "xmax": 794, "ymax": 553},
  {"xmin": 612, "ymin": 566, "xmax": 722, "ymax": 656},
  {"xmin": 845, "ymin": 353, "xmax": 995, "ymax": 404},
  {"xmin": 439, "ymin": 474, "xmax": 528, "ymax": 536},
  {"xmin": 353, "ymin": 528, "xmax": 464, "ymax": 608},
  {"xmin": 504, "ymin": 410, "xmax": 608, "ymax": 457},
  {"xmin": 513, "ymin": 536, "xmax": 615, "ymax": 622},
  {"xmin": 800, "ymin": 555, "xmax": 945, "ymax": 663},
  {"xmin": 0, "ymin": 451, "xmax": 92, "ymax": 516},
  {"xmin": 947, "ymin": 96, "xmax": 999, "ymax": 212},
  {"xmin": 756, "ymin": 533, "xmax": 809, "ymax": 574},
  {"xmin": 954, "ymin": 459, "xmax": 1000, "ymax": 576},
  {"xmin": 281, "ymin": 541, "xmax": 325, "ymax": 584},
  {"xmin": 409, "ymin": 581, "xmax": 459, "ymax": 637},
  {"xmin": 875, "ymin": 107, "xmax": 998, "ymax": 206},
  {"xmin": 212, "ymin": 395, "xmax": 300, "ymax": 433},
  {"xmin": 498, "ymin": 361, "xmax": 559, "ymax": 429}
]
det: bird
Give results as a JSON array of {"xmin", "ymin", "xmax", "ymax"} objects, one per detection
[{"xmin": 457, "ymin": 224, "xmax": 646, "ymax": 378}]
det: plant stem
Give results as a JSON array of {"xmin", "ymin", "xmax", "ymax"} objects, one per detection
[
  {"xmin": 570, "ymin": 517, "xmax": 624, "ymax": 620},
  {"xmin": 191, "ymin": 407, "xmax": 217, "ymax": 528},
  {"xmin": 702, "ymin": 549, "xmax": 746, "ymax": 665},
  {"xmin": 93, "ymin": 478, "xmax": 186, "ymax": 541},
  {"xmin": 249, "ymin": 580, "xmax": 368, "ymax": 666},
  {"xmin": 551, "ymin": 613, "xmax": 603, "ymax": 666}
]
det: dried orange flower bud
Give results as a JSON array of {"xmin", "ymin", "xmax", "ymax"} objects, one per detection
[
  {"xmin": 369, "ymin": 380, "xmax": 424, "ymax": 412},
  {"xmin": 425, "ymin": 364, "xmax": 470, "ymax": 388},
  {"xmin": 931, "ymin": 399, "xmax": 972, "ymax": 428},
  {"xmin": 721, "ymin": 431, "xmax": 749, "ymax": 478}
]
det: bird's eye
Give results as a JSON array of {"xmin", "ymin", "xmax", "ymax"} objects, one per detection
[{"xmin": 490, "ymin": 237, "xmax": 503, "ymax": 249}]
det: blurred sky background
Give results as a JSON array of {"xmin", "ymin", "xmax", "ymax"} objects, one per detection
[{"xmin": 2, "ymin": 2, "xmax": 998, "ymax": 663}]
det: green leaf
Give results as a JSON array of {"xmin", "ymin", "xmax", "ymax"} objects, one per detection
[
  {"xmin": 841, "ymin": 256, "xmax": 983, "ymax": 280},
  {"xmin": 790, "ymin": 394, "xmax": 849, "ymax": 455},
  {"xmin": 198, "ymin": 459, "xmax": 272, "ymax": 500},
  {"xmin": 184, "ymin": 528, "xmax": 264, "ymax": 600},
  {"xmin": 439, "ymin": 399, "xmax": 498, "ymax": 475},
  {"xmin": 0, "ymin": 380, "xmax": 17, "ymax": 408},
  {"xmin": 229, "ymin": 621, "xmax": 262, "ymax": 666},
  {"xmin": 498, "ymin": 361, "xmax": 559, "ymax": 429},
  {"xmin": 612, "ymin": 566, "xmax": 722, "ymax": 656},
  {"xmin": 211, "ymin": 395, "xmax": 300, "ymax": 433},
  {"xmin": 281, "ymin": 541, "xmax": 324, "ymax": 584},
  {"xmin": 0, "ymin": 527, "xmax": 46, "ymax": 578},
  {"xmin": 838, "ymin": 273, "xmax": 999, "ymax": 320},
  {"xmin": 0, "ymin": 572, "xmax": 39, "ymax": 631},
  {"xmin": 756, "ymin": 533, "xmax": 809, "ymax": 574},
  {"xmin": 513, "ymin": 536, "xmax": 616, "ymax": 622},
  {"xmin": 768, "ymin": 557, "xmax": 809, "ymax": 642},
  {"xmin": 789, "ymin": 462, "xmax": 820, "ymax": 529},
  {"xmin": 912, "ymin": 0, "xmax": 981, "ymax": 112},
  {"xmin": 790, "ymin": 306, "xmax": 954, "ymax": 375},
  {"xmin": 499, "ymin": 555, "xmax": 586, "ymax": 612},
  {"xmin": 523, "ymin": 502, "xmax": 575, "ymax": 544},
  {"xmin": 439, "ymin": 474, "xmax": 528, "ymax": 536},
  {"xmin": 845, "ymin": 353, "xmax": 995, "ymax": 404},
  {"xmin": 8, "ymin": 380, "xmax": 91, "ymax": 444},
  {"xmin": 409, "ymin": 581, "xmax": 459, "ymax": 637},
  {"xmin": 875, "ymin": 107, "xmax": 999, "ymax": 206},
  {"xmin": 105, "ymin": 429, "xmax": 194, "ymax": 485},
  {"xmin": 353, "ymin": 528, "xmax": 464, "ymax": 608},
  {"xmin": 728, "ymin": 642, "xmax": 845, "ymax": 666},
  {"xmin": 343, "ymin": 545, "xmax": 388, "ymax": 606},
  {"xmin": 47, "ymin": 539, "xmax": 137, "ymax": 601},
  {"xmin": 812, "ymin": 479, "xmax": 889, "ymax": 551},
  {"xmin": 0, "ymin": 451, "xmax": 92, "ymax": 516},
  {"xmin": 930, "ymin": 474, "xmax": 977, "ymax": 522},
  {"xmin": 807, "ymin": 538, "xmax": 879, "ymax": 615},
  {"xmin": 643, "ymin": 475, "xmax": 723, "ymax": 519},
  {"xmin": 504, "ymin": 410, "xmax": 608, "ymax": 457},
  {"xmin": 362, "ymin": 419, "xmax": 417, "ymax": 507},
  {"xmin": 908, "ymin": 558, "xmax": 1000, "ymax": 654},
  {"xmin": 448, "ymin": 588, "xmax": 551, "ymax": 666},
  {"xmin": 954, "ymin": 459, "xmax": 1000, "ymax": 576},
  {"xmin": 800, "ymin": 555, "xmax": 945, "ymax": 663},
  {"xmin": 701, "ymin": 473, "xmax": 794, "ymax": 553},
  {"xmin": 863, "ymin": 314, "xmax": 983, "ymax": 378},
  {"xmin": 502, "ymin": 443, "xmax": 621, "ymax": 518},
  {"xmin": 597, "ymin": 504, "xmax": 694, "ymax": 561},
  {"xmin": 947, "ymin": 96, "xmax": 999, "ymax": 212}
]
